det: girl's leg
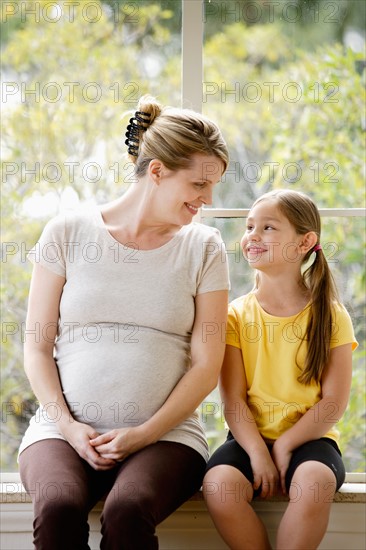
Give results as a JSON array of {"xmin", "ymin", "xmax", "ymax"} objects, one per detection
[
  {"xmin": 203, "ymin": 465, "xmax": 271, "ymax": 550},
  {"xmin": 19, "ymin": 439, "xmax": 113, "ymax": 550},
  {"xmin": 100, "ymin": 441, "xmax": 206, "ymax": 550},
  {"xmin": 276, "ymin": 461, "xmax": 336, "ymax": 550},
  {"xmin": 276, "ymin": 439, "xmax": 345, "ymax": 550}
]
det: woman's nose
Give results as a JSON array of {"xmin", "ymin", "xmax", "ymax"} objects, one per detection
[{"xmin": 200, "ymin": 187, "xmax": 213, "ymax": 206}]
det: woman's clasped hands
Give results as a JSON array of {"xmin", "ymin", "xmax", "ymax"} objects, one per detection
[
  {"xmin": 60, "ymin": 420, "xmax": 148, "ymax": 471},
  {"xmin": 90, "ymin": 426, "xmax": 149, "ymax": 464}
]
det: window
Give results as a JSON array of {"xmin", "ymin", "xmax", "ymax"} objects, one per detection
[
  {"xmin": 1, "ymin": 0, "xmax": 365, "ymax": 472},
  {"xmin": 200, "ymin": 0, "xmax": 365, "ymax": 471},
  {"xmin": 1, "ymin": 0, "xmax": 183, "ymax": 470}
]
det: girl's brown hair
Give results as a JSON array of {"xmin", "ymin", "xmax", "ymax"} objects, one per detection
[
  {"xmin": 252, "ymin": 189, "xmax": 339, "ymax": 385},
  {"xmin": 125, "ymin": 95, "xmax": 229, "ymax": 176}
]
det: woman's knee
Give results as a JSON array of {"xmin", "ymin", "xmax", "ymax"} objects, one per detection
[
  {"xmin": 32, "ymin": 493, "xmax": 90, "ymax": 549},
  {"xmin": 34, "ymin": 487, "xmax": 89, "ymax": 524},
  {"xmin": 101, "ymin": 486, "xmax": 156, "ymax": 530},
  {"xmin": 101, "ymin": 492, "xmax": 160, "ymax": 550}
]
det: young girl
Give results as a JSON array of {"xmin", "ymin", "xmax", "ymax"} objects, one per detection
[{"xmin": 203, "ymin": 189, "xmax": 358, "ymax": 550}]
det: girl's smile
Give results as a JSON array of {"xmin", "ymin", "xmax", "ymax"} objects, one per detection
[{"xmin": 241, "ymin": 201, "xmax": 304, "ymax": 269}]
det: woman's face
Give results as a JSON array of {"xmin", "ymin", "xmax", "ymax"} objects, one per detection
[{"xmin": 152, "ymin": 154, "xmax": 224, "ymax": 225}]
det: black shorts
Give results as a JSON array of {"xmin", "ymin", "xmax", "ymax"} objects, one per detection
[{"xmin": 206, "ymin": 433, "xmax": 345, "ymax": 495}]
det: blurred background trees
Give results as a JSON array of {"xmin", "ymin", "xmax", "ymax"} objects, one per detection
[{"xmin": 1, "ymin": 0, "xmax": 365, "ymax": 471}]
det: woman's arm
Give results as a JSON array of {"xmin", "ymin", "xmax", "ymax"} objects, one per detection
[
  {"xmin": 220, "ymin": 345, "xmax": 279, "ymax": 497},
  {"xmin": 272, "ymin": 343, "xmax": 353, "ymax": 492},
  {"xmin": 24, "ymin": 263, "xmax": 115, "ymax": 470},
  {"xmin": 91, "ymin": 289, "xmax": 229, "ymax": 460}
]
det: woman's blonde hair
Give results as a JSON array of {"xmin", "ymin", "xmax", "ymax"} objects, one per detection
[
  {"xmin": 252, "ymin": 189, "xmax": 339, "ymax": 385},
  {"xmin": 125, "ymin": 95, "xmax": 229, "ymax": 176}
]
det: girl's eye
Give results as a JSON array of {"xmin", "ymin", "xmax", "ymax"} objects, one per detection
[
  {"xmin": 265, "ymin": 225, "xmax": 275, "ymax": 230},
  {"xmin": 194, "ymin": 182, "xmax": 205, "ymax": 188},
  {"xmin": 246, "ymin": 225, "xmax": 253, "ymax": 231}
]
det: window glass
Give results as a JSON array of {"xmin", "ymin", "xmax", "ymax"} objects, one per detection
[
  {"xmin": 1, "ymin": 0, "xmax": 182, "ymax": 471},
  {"xmin": 1, "ymin": 0, "xmax": 364, "ymax": 475},
  {"xmin": 202, "ymin": 0, "xmax": 365, "ymax": 472}
]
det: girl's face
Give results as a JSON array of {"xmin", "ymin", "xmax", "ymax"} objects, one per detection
[
  {"xmin": 241, "ymin": 199, "xmax": 306, "ymax": 271},
  {"xmin": 150, "ymin": 154, "xmax": 224, "ymax": 226}
]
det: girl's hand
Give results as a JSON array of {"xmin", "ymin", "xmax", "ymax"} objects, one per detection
[
  {"xmin": 250, "ymin": 450, "xmax": 279, "ymax": 498},
  {"xmin": 271, "ymin": 438, "xmax": 292, "ymax": 494},
  {"xmin": 60, "ymin": 420, "xmax": 117, "ymax": 471},
  {"xmin": 90, "ymin": 426, "xmax": 148, "ymax": 463}
]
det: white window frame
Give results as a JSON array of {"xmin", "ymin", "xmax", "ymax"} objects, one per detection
[
  {"xmin": 181, "ymin": 0, "xmax": 366, "ymax": 479},
  {"xmin": 1, "ymin": 0, "xmax": 364, "ymax": 482},
  {"xmin": 181, "ymin": 1, "xmax": 365, "ymax": 221}
]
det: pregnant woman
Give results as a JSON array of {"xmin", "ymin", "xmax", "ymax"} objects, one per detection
[{"xmin": 19, "ymin": 95, "xmax": 230, "ymax": 549}]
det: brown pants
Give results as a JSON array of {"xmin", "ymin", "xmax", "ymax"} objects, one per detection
[{"xmin": 19, "ymin": 439, "xmax": 206, "ymax": 550}]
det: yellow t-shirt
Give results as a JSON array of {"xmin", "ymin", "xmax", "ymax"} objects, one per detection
[{"xmin": 226, "ymin": 292, "xmax": 358, "ymax": 445}]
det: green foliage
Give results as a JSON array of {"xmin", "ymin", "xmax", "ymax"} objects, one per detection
[
  {"xmin": 1, "ymin": 0, "xmax": 364, "ymax": 472},
  {"xmin": 203, "ymin": 25, "xmax": 365, "ymax": 208},
  {"xmin": 338, "ymin": 353, "xmax": 366, "ymax": 472},
  {"xmin": 201, "ymin": 19, "xmax": 365, "ymax": 471},
  {"xmin": 1, "ymin": 0, "xmax": 179, "ymax": 470}
]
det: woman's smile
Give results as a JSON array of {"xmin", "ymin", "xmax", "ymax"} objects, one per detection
[{"xmin": 185, "ymin": 202, "xmax": 200, "ymax": 215}]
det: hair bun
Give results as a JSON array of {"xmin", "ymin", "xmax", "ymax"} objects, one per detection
[
  {"xmin": 124, "ymin": 94, "xmax": 228, "ymax": 174},
  {"xmin": 136, "ymin": 94, "xmax": 163, "ymax": 126},
  {"xmin": 124, "ymin": 95, "xmax": 162, "ymax": 161}
]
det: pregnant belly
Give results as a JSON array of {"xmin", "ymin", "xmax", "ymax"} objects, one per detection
[{"xmin": 54, "ymin": 325, "xmax": 190, "ymax": 432}]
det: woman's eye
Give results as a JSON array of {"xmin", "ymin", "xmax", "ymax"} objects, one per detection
[{"xmin": 265, "ymin": 225, "xmax": 274, "ymax": 230}]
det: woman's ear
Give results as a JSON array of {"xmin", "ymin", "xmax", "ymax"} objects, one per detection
[
  {"xmin": 148, "ymin": 159, "xmax": 164, "ymax": 184},
  {"xmin": 299, "ymin": 231, "xmax": 318, "ymax": 253}
]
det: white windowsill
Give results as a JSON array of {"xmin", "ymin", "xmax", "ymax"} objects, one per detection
[
  {"xmin": 1, "ymin": 472, "xmax": 365, "ymax": 504},
  {"xmin": 1, "ymin": 472, "xmax": 365, "ymax": 550}
]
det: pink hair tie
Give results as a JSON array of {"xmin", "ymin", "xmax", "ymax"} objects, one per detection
[{"xmin": 313, "ymin": 244, "xmax": 322, "ymax": 252}]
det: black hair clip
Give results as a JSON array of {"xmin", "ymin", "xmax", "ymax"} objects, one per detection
[
  {"xmin": 135, "ymin": 111, "xmax": 151, "ymax": 124},
  {"xmin": 124, "ymin": 111, "xmax": 151, "ymax": 156},
  {"xmin": 126, "ymin": 123, "xmax": 141, "ymax": 138}
]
